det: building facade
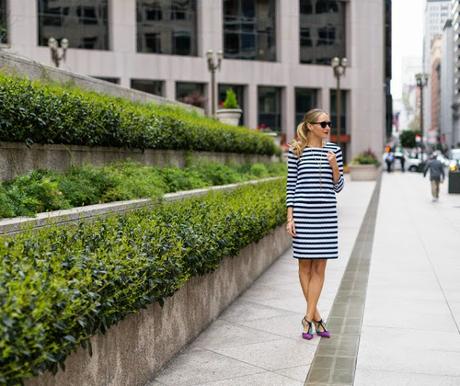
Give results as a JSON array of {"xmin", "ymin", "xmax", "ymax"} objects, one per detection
[
  {"xmin": 451, "ymin": 0, "xmax": 460, "ymax": 147},
  {"xmin": 423, "ymin": 0, "xmax": 451, "ymax": 139},
  {"xmin": 0, "ymin": 0, "xmax": 389, "ymax": 161},
  {"xmin": 440, "ymin": 18, "xmax": 456, "ymax": 149}
]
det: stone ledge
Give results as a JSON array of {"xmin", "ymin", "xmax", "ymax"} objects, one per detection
[
  {"xmin": 0, "ymin": 176, "xmax": 284, "ymax": 235},
  {"xmin": 0, "ymin": 142, "xmax": 280, "ymax": 181},
  {"xmin": 24, "ymin": 223, "xmax": 291, "ymax": 386}
]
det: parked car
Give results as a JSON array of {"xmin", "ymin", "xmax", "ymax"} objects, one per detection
[{"xmin": 406, "ymin": 156, "xmax": 422, "ymax": 172}]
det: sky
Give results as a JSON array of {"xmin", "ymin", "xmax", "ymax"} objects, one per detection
[{"xmin": 391, "ymin": 0, "xmax": 425, "ymax": 100}]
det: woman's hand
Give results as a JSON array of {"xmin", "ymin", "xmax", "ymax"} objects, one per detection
[
  {"xmin": 286, "ymin": 219, "xmax": 296, "ymax": 237},
  {"xmin": 327, "ymin": 151, "xmax": 339, "ymax": 170}
]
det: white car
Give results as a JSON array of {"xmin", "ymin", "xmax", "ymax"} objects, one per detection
[{"xmin": 406, "ymin": 157, "xmax": 421, "ymax": 172}]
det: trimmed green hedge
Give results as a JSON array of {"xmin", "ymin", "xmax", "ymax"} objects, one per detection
[
  {"xmin": 0, "ymin": 73, "xmax": 280, "ymax": 156},
  {"xmin": 0, "ymin": 160, "xmax": 287, "ymax": 218},
  {"xmin": 0, "ymin": 178, "xmax": 286, "ymax": 384}
]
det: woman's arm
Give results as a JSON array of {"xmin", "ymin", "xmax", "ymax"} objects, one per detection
[
  {"xmin": 286, "ymin": 147, "xmax": 298, "ymax": 217},
  {"xmin": 328, "ymin": 147, "xmax": 344, "ymax": 193}
]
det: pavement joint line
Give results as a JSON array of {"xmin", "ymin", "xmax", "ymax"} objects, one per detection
[{"xmin": 304, "ymin": 173, "xmax": 383, "ymax": 386}]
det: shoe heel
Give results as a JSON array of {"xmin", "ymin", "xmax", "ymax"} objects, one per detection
[
  {"xmin": 301, "ymin": 317, "xmax": 314, "ymax": 340},
  {"xmin": 314, "ymin": 319, "xmax": 331, "ymax": 338}
]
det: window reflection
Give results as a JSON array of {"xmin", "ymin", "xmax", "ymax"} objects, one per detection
[
  {"xmin": 299, "ymin": 0, "xmax": 345, "ymax": 65},
  {"xmin": 223, "ymin": 0, "xmax": 276, "ymax": 61},
  {"xmin": 131, "ymin": 79, "xmax": 164, "ymax": 96},
  {"xmin": 176, "ymin": 82, "xmax": 207, "ymax": 109},
  {"xmin": 0, "ymin": 0, "xmax": 7, "ymax": 44},
  {"xmin": 38, "ymin": 0, "xmax": 109, "ymax": 50},
  {"xmin": 137, "ymin": 0, "xmax": 197, "ymax": 56},
  {"xmin": 258, "ymin": 86, "xmax": 282, "ymax": 132}
]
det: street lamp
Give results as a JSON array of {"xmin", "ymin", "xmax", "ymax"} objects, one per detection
[
  {"xmin": 48, "ymin": 37, "xmax": 69, "ymax": 68},
  {"xmin": 415, "ymin": 72, "xmax": 428, "ymax": 160},
  {"xmin": 331, "ymin": 57, "xmax": 348, "ymax": 149},
  {"xmin": 206, "ymin": 49, "xmax": 223, "ymax": 117}
]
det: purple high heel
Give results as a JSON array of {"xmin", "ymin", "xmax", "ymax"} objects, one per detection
[
  {"xmin": 301, "ymin": 317, "xmax": 314, "ymax": 340},
  {"xmin": 314, "ymin": 318, "xmax": 331, "ymax": 338}
]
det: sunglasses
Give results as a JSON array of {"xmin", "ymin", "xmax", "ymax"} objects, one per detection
[{"xmin": 310, "ymin": 121, "xmax": 332, "ymax": 129}]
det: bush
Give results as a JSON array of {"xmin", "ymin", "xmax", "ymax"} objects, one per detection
[
  {"xmin": 0, "ymin": 73, "xmax": 280, "ymax": 156},
  {"xmin": 223, "ymin": 88, "xmax": 239, "ymax": 109},
  {"xmin": 0, "ymin": 178, "xmax": 286, "ymax": 384},
  {"xmin": 351, "ymin": 149, "xmax": 381, "ymax": 167},
  {"xmin": 0, "ymin": 160, "xmax": 287, "ymax": 218},
  {"xmin": 399, "ymin": 130, "xmax": 421, "ymax": 149}
]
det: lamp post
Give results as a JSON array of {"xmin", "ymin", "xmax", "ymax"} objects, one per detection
[
  {"xmin": 206, "ymin": 49, "xmax": 223, "ymax": 117},
  {"xmin": 48, "ymin": 37, "xmax": 69, "ymax": 68},
  {"xmin": 415, "ymin": 72, "xmax": 428, "ymax": 160},
  {"xmin": 331, "ymin": 57, "xmax": 348, "ymax": 149}
]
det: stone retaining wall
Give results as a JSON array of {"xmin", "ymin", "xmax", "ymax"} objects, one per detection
[
  {"xmin": 25, "ymin": 223, "xmax": 291, "ymax": 386},
  {"xmin": 0, "ymin": 142, "xmax": 280, "ymax": 181}
]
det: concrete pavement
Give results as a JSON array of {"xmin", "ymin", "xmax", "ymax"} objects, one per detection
[
  {"xmin": 147, "ymin": 175, "xmax": 375, "ymax": 385},
  {"xmin": 147, "ymin": 171, "xmax": 460, "ymax": 385},
  {"xmin": 354, "ymin": 172, "xmax": 460, "ymax": 385}
]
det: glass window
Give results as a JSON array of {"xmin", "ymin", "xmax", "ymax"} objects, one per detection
[
  {"xmin": 38, "ymin": 0, "xmax": 109, "ymax": 50},
  {"xmin": 131, "ymin": 79, "xmax": 164, "ymax": 96},
  {"xmin": 299, "ymin": 0, "xmax": 346, "ymax": 65},
  {"xmin": 0, "ymin": 0, "xmax": 7, "ymax": 44},
  {"xmin": 176, "ymin": 82, "xmax": 207, "ymax": 109},
  {"xmin": 223, "ymin": 0, "xmax": 276, "ymax": 61},
  {"xmin": 137, "ymin": 0, "xmax": 197, "ymax": 56},
  {"xmin": 295, "ymin": 88, "xmax": 318, "ymax": 126},
  {"xmin": 218, "ymin": 84, "xmax": 245, "ymax": 125},
  {"xmin": 258, "ymin": 86, "xmax": 282, "ymax": 133},
  {"xmin": 92, "ymin": 76, "xmax": 120, "ymax": 84}
]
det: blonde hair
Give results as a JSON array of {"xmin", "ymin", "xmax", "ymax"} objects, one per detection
[{"xmin": 289, "ymin": 108, "xmax": 329, "ymax": 158}]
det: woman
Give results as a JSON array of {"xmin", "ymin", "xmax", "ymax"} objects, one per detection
[{"xmin": 286, "ymin": 108, "xmax": 344, "ymax": 340}]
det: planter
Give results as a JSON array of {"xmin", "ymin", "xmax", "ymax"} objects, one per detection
[
  {"xmin": 349, "ymin": 164, "xmax": 380, "ymax": 181},
  {"xmin": 25, "ymin": 224, "xmax": 291, "ymax": 386},
  {"xmin": 216, "ymin": 108, "xmax": 242, "ymax": 126}
]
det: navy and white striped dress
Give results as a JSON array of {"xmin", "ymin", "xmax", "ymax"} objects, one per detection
[{"xmin": 286, "ymin": 142, "xmax": 344, "ymax": 259}]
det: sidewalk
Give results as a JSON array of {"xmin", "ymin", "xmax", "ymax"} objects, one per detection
[
  {"xmin": 148, "ymin": 171, "xmax": 460, "ymax": 385},
  {"xmin": 354, "ymin": 172, "xmax": 460, "ymax": 385},
  {"xmin": 147, "ymin": 175, "xmax": 376, "ymax": 386}
]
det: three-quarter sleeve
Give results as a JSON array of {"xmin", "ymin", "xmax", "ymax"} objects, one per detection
[
  {"xmin": 333, "ymin": 146, "xmax": 344, "ymax": 193},
  {"xmin": 286, "ymin": 147, "xmax": 298, "ymax": 207}
]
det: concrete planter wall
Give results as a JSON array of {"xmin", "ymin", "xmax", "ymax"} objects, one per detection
[
  {"xmin": 349, "ymin": 164, "xmax": 381, "ymax": 181},
  {"xmin": 216, "ymin": 108, "xmax": 242, "ymax": 126},
  {"xmin": 25, "ymin": 224, "xmax": 291, "ymax": 386},
  {"xmin": 0, "ymin": 142, "xmax": 280, "ymax": 181}
]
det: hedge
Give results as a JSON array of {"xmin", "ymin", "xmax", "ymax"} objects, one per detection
[
  {"xmin": 0, "ymin": 160, "xmax": 287, "ymax": 219},
  {"xmin": 0, "ymin": 73, "xmax": 280, "ymax": 156},
  {"xmin": 0, "ymin": 178, "xmax": 286, "ymax": 385}
]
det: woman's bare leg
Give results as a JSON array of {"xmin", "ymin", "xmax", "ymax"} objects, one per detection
[
  {"xmin": 298, "ymin": 259, "xmax": 321, "ymax": 320},
  {"xmin": 306, "ymin": 259, "xmax": 327, "ymax": 321}
]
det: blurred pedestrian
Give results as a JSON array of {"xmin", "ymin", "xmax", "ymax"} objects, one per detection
[
  {"xmin": 423, "ymin": 152, "xmax": 445, "ymax": 202},
  {"xmin": 384, "ymin": 151, "xmax": 394, "ymax": 172}
]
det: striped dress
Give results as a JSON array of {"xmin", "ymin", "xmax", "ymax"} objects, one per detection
[{"xmin": 286, "ymin": 142, "xmax": 344, "ymax": 259}]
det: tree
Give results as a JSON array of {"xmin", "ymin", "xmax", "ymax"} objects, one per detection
[{"xmin": 399, "ymin": 130, "xmax": 416, "ymax": 148}]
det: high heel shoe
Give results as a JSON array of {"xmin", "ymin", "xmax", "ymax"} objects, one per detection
[
  {"xmin": 313, "ymin": 318, "xmax": 330, "ymax": 338},
  {"xmin": 301, "ymin": 316, "xmax": 314, "ymax": 340}
]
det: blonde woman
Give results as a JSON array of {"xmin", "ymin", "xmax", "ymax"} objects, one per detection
[{"xmin": 286, "ymin": 108, "xmax": 344, "ymax": 340}]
